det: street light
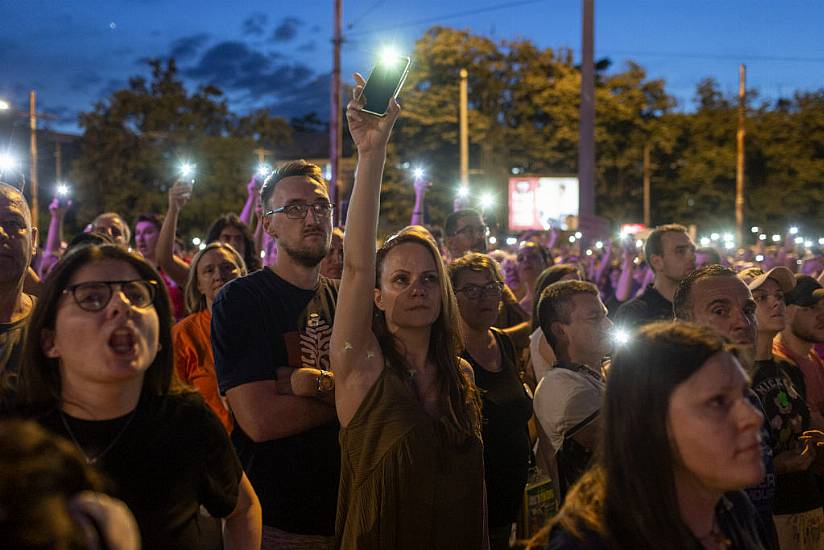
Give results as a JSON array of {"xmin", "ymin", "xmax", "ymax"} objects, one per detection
[{"xmin": 479, "ymin": 192, "xmax": 494, "ymax": 209}]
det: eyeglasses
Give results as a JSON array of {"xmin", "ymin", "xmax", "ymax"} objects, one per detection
[
  {"xmin": 62, "ymin": 280, "xmax": 158, "ymax": 312},
  {"xmin": 265, "ymin": 201, "xmax": 333, "ymax": 220},
  {"xmin": 451, "ymin": 224, "xmax": 488, "ymax": 238},
  {"xmin": 456, "ymin": 281, "xmax": 503, "ymax": 300}
]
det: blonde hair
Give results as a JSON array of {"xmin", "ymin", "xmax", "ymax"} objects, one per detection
[{"xmin": 184, "ymin": 242, "xmax": 247, "ymax": 314}]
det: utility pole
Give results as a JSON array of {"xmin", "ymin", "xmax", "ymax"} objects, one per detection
[
  {"xmin": 643, "ymin": 142, "xmax": 651, "ymax": 227},
  {"xmin": 253, "ymin": 147, "xmax": 272, "ymax": 164},
  {"xmin": 736, "ymin": 64, "xmax": 746, "ymax": 246},
  {"xmin": 459, "ymin": 68, "xmax": 469, "ymax": 187},
  {"xmin": 29, "ymin": 90, "xmax": 39, "ymax": 229},
  {"xmin": 330, "ymin": 0, "xmax": 343, "ymax": 225},
  {"xmin": 55, "ymin": 141, "xmax": 62, "ymax": 183},
  {"xmin": 578, "ymin": 0, "xmax": 595, "ymax": 220}
]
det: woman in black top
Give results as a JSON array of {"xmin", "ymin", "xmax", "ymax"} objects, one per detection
[
  {"xmin": 15, "ymin": 244, "xmax": 261, "ymax": 550},
  {"xmin": 450, "ymin": 253, "xmax": 533, "ymax": 549},
  {"xmin": 530, "ymin": 322, "xmax": 767, "ymax": 550}
]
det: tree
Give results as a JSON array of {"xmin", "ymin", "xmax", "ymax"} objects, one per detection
[{"xmin": 71, "ymin": 59, "xmax": 292, "ymax": 239}]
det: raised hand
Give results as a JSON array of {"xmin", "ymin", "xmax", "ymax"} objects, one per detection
[
  {"xmin": 413, "ymin": 177, "xmax": 432, "ymax": 195},
  {"xmin": 49, "ymin": 196, "xmax": 72, "ymax": 216},
  {"xmin": 168, "ymin": 180, "xmax": 192, "ymax": 213},
  {"xmin": 346, "ymin": 73, "xmax": 401, "ymax": 155}
]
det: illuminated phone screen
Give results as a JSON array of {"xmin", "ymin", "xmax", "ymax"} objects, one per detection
[{"xmin": 361, "ymin": 57, "xmax": 411, "ymax": 116}]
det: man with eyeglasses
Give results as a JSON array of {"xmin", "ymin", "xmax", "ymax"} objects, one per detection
[
  {"xmin": 0, "ymin": 181, "xmax": 37, "ymax": 375},
  {"xmin": 444, "ymin": 209, "xmax": 488, "ymax": 262},
  {"xmin": 445, "ymin": 209, "xmax": 530, "ymax": 333},
  {"xmin": 212, "ymin": 160, "xmax": 340, "ymax": 549}
]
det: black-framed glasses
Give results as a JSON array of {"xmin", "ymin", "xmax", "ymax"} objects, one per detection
[
  {"xmin": 452, "ymin": 224, "xmax": 488, "ymax": 238},
  {"xmin": 265, "ymin": 200, "xmax": 333, "ymax": 220},
  {"xmin": 456, "ymin": 281, "xmax": 503, "ymax": 300},
  {"xmin": 62, "ymin": 280, "xmax": 158, "ymax": 312}
]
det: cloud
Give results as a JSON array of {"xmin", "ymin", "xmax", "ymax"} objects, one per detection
[
  {"xmin": 183, "ymin": 41, "xmax": 314, "ymax": 98},
  {"xmin": 68, "ymin": 70, "xmax": 103, "ymax": 93},
  {"xmin": 297, "ymin": 41, "xmax": 316, "ymax": 52},
  {"xmin": 169, "ymin": 33, "xmax": 210, "ymax": 60},
  {"xmin": 242, "ymin": 13, "xmax": 267, "ymax": 36},
  {"xmin": 271, "ymin": 17, "xmax": 302, "ymax": 42},
  {"xmin": 267, "ymin": 72, "xmax": 331, "ymax": 120}
]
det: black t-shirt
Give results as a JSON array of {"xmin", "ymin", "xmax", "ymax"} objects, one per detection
[
  {"xmin": 38, "ymin": 393, "xmax": 240, "ymax": 550},
  {"xmin": 211, "ymin": 268, "xmax": 340, "ymax": 535},
  {"xmin": 462, "ymin": 328, "xmax": 533, "ymax": 529},
  {"xmin": 612, "ymin": 286, "xmax": 673, "ymax": 330},
  {"xmin": 752, "ymin": 357, "xmax": 821, "ymax": 514}
]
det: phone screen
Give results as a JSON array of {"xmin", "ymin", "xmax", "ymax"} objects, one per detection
[{"xmin": 361, "ymin": 56, "xmax": 411, "ymax": 116}]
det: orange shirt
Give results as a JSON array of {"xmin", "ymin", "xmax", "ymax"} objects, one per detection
[{"xmin": 173, "ymin": 309, "xmax": 232, "ymax": 432}]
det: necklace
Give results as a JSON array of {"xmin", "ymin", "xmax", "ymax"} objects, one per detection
[{"xmin": 59, "ymin": 408, "xmax": 137, "ymax": 465}]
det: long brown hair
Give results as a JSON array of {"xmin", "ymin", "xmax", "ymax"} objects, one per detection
[
  {"xmin": 16, "ymin": 244, "xmax": 188, "ymax": 416},
  {"xmin": 375, "ymin": 226, "xmax": 482, "ymax": 441},
  {"xmin": 533, "ymin": 322, "xmax": 753, "ymax": 550}
]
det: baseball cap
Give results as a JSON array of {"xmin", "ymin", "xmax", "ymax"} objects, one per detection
[
  {"xmin": 784, "ymin": 274, "xmax": 824, "ymax": 307},
  {"xmin": 738, "ymin": 266, "xmax": 795, "ymax": 293}
]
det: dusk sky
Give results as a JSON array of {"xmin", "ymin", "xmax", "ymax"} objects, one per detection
[{"xmin": 2, "ymin": 0, "xmax": 823, "ymax": 133}]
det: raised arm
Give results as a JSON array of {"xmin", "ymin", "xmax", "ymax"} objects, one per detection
[
  {"xmin": 239, "ymin": 177, "xmax": 259, "ymax": 226},
  {"xmin": 155, "ymin": 182, "xmax": 192, "ymax": 287},
  {"xmin": 410, "ymin": 176, "xmax": 430, "ymax": 226},
  {"xmin": 331, "ymin": 74, "xmax": 401, "ymax": 426},
  {"xmin": 44, "ymin": 196, "xmax": 69, "ymax": 257}
]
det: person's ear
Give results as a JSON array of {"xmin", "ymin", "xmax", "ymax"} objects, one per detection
[
  {"xmin": 650, "ymin": 254, "xmax": 664, "ymax": 273},
  {"xmin": 261, "ymin": 213, "xmax": 278, "ymax": 239},
  {"xmin": 550, "ymin": 321, "xmax": 566, "ymax": 344},
  {"xmin": 41, "ymin": 328, "xmax": 60, "ymax": 359},
  {"xmin": 374, "ymin": 288, "xmax": 385, "ymax": 312}
]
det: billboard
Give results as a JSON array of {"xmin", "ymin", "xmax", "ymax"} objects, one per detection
[{"xmin": 508, "ymin": 176, "xmax": 579, "ymax": 231}]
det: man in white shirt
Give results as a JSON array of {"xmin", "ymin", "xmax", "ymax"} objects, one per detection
[{"xmin": 533, "ymin": 280, "xmax": 613, "ymax": 498}]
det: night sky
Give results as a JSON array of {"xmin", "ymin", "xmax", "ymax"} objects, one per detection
[{"xmin": 2, "ymin": 0, "xmax": 822, "ymax": 133}]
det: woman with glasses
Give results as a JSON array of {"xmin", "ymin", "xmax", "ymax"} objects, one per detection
[
  {"xmin": 173, "ymin": 242, "xmax": 247, "ymax": 432},
  {"xmin": 529, "ymin": 322, "xmax": 767, "ymax": 550},
  {"xmin": 450, "ymin": 253, "xmax": 533, "ymax": 550},
  {"xmin": 15, "ymin": 244, "xmax": 261, "ymax": 549},
  {"xmin": 332, "ymin": 77, "xmax": 486, "ymax": 549}
]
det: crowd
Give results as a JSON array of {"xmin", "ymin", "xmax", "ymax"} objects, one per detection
[{"xmin": 2, "ymin": 80, "xmax": 824, "ymax": 550}]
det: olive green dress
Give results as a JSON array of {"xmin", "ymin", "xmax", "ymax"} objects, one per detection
[{"xmin": 336, "ymin": 365, "xmax": 486, "ymax": 549}]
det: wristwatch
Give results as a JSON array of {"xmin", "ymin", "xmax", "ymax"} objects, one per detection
[{"xmin": 317, "ymin": 370, "xmax": 335, "ymax": 393}]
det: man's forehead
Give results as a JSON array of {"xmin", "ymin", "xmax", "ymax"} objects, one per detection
[
  {"xmin": 0, "ymin": 187, "xmax": 29, "ymax": 222},
  {"xmin": 694, "ymin": 276, "xmax": 751, "ymax": 303},
  {"xmin": 273, "ymin": 176, "xmax": 328, "ymax": 202},
  {"xmin": 663, "ymin": 231, "xmax": 692, "ymax": 247}
]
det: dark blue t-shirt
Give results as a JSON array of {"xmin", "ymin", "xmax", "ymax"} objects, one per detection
[{"xmin": 211, "ymin": 268, "xmax": 340, "ymax": 535}]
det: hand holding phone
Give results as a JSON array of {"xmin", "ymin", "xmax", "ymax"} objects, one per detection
[{"xmin": 360, "ymin": 54, "xmax": 411, "ymax": 117}]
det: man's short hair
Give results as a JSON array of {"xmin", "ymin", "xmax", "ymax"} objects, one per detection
[
  {"xmin": 537, "ymin": 280, "xmax": 599, "ymax": 348},
  {"xmin": 644, "ymin": 224, "xmax": 689, "ymax": 272},
  {"xmin": 135, "ymin": 213, "xmax": 162, "ymax": 232},
  {"xmin": 696, "ymin": 246, "xmax": 722, "ymax": 266},
  {"xmin": 448, "ymin": 252, "xmax": 503, "ymax": 287},
  {"xmin": 261, "ymin": 160, "xmax": 326, "ymax": 210},
  {"xmin": 673, "ymin": 264, "xmax": 738, "ymax": 320},
  {"xmin": 445, "ymin": 209, "xmax": 481, "ymax": 237}
]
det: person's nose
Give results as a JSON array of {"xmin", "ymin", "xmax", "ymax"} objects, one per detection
[
  {"xmin": 735, "ymin": 395, "xmax": 763, "ymax": 433},
  {"xmin": 105, "ymin": 288, "xmax": 134, "ymax": 319}
]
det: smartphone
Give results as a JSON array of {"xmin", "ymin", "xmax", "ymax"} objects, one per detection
[{"xmin": 360, "ymin": 56, "xmax": 411, "ymax": 117}]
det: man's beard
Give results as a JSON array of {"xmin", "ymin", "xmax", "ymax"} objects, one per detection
[
  {"xmin": 791, "ymin": 318, "xmax": 824, "ymax": 344},
  {"xmin": 281, "ymin": 240, "xmax": 330, "ymax": 268}
]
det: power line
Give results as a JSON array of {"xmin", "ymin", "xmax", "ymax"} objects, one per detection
[
  {"xmin": 347, "ymin": 0, "xmax": 549, "ymax": 37},
  {"xmin": 347, "ymin": 0, "xmax": 388, "ymax": 30},
  {"xmin": 599, "ymin": 50, "xmax": 824, "ymax": 64}
]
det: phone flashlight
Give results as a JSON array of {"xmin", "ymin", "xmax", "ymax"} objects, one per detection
[
  {"xmin": 613, "ymin": 328, "xmax": 631, "ymax": 346},
  {"xmin": 257, "ymin": 164, "xmax": 271, "ymax": 178},
  {"xmin": 56, "ymin": 184, "xmax": 70, "ymax": 197},
  {"xmin": 179, "ymin": 163, "xmax": 195, "ymax": 178},
  {"xmin": 790, "ymin": 226, "xmax": 799, "ymax": 235}
]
